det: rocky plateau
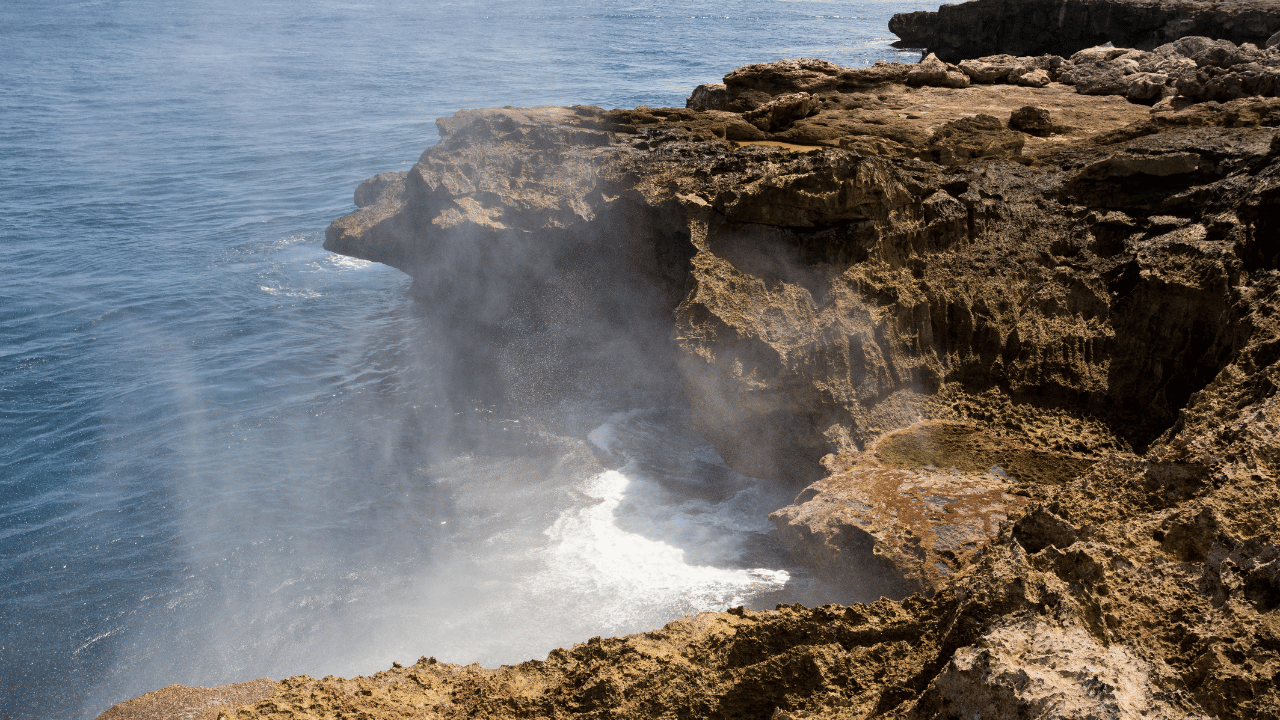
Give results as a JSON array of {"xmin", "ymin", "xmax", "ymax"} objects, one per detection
[{"xmin": 102, "ymin": 3, "xmax": 1280, "ymax": 719}]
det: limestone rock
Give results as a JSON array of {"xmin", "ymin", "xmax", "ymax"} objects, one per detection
[
  {"xmin": 769, "ymin": 446, "xmax": 1030, "ymax": 596},
  {"xmin": 1016, "ymin": 67, "xmax": 1052, "ymax": 87},
  {"xmin": 907, "ymin": 53, "xmax": 970, "ymax": 88},
  {"xmin": 889, "ymin": 0, "xmax": 1280, "ymax": 63},
  {"xmin": 742, "ymin": 92, "xmax": 815, "ymax": 131},
  {"xmin": 1009, "ymin": 105, "xmax": 1056, "ymax": 134},
  {"xmin": 913, "ymin": 618, "xmax": 1212, "ymax": 719},
  {"xmin": 149, "ymin": 54, "xmax": 1280, "ymax": 720},
  {"xmin": 353, "ymin": 171, "xmax": 407, "ymax": 208},
  {"xmin": 926, "ymin": 114, "xmax": 1025, "ymax": 164},
  {"xmin": 686, "ymin": 83, "xmax": 730, "ymax": 111},
  {"xmin": 959, "ymin": 55, "xmax": 1023, "ymax": 84},
  {"xmin": 724, "ymin": 57, "xmax": 841, "ymax": 95},
  {"xmin": 1073, "ymin": 150, "xmax": 1201, "ymax": 179}
]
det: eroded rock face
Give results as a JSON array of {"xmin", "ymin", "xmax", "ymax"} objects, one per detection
[
  {"xmin": 915, "ymin": 617, "xmax": 1211, "ymax": 719},
  {"xmin": 103, "ymin": 44, "xmax": 1280, "ymax": 720},
  {"xmin": 890, "ymin": 0, "xmax": 1280, "ymax": 63},
  {"xmin": 769, "ymin": 455, "xmax": 1029, "ymax": 597}
]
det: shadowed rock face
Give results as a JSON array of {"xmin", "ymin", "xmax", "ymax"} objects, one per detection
[
  {"xmin": 105, "ymin": 51, "xmax": 1280, "ymax": 720},
  {"xmin": 890, "ymin": 0, "xmax": 1280, "ymax": 63}
]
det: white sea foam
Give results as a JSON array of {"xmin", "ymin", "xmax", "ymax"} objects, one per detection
[
  {"xmin": 324, "ymin": 255, "xmax": 375, "ymax": 271},
  {"xmin": 532, "ymin": 411, "xmax": 794, "ymax": 633}
]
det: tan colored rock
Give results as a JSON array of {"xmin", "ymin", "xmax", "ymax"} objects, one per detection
[
  {"xmin": 908, "ymin": 53, "xmax": 970, "ymax": 89},
  {"xmin": 1016, "ymin": 67, "xmax": 1052, "ymax": 87},
  {"xmin": 742, "ymin": 92, "xmax": 815, "ymax": 131},
  {"xmin": 685, "ymin": 82, "xmax": 729, "ymax": 111},
  {"xmin": 95, "ymin": 679, "xmax": 275, "ymax": 720},
  {"xmin": 770, "ymin": 458, "xmax": 1028, "ymax": 597},
  {"xmin": 1074, "ymin": 151, "xmax": 1201, "ymax": 180},
  {"xmin": 915, "ymin": 618, "xmax": 1212, "ymax": 720}
]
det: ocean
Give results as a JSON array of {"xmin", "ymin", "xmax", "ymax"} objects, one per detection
[{"xmin": 0, "ymin": 1, "xmax": 933, "ymax": 717}]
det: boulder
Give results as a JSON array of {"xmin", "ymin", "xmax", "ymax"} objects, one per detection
[
  {"xmin": 723, "ymin": 57, "xmax": 841, "ymax": 95},
  {"xmin": 908, "ymin": 53, "xmax": 971, "ymax": 88},
  {"xmin": 836, "ymin": 61, "xmax": 912, "ymax": 87},
  {"xmin": 770, "ymin": 460, "xmax": 1029, "ymax": 596},
  {"xmin": 1125, "ymin": 71, "xmax": 1175, "ymax": 101},
  {"xmin": 1073, "ymin": 151, "xmax": 1201, "ymax": 180},
  {"xmin": 741, "ymin": 92, "xmax": 815, "ymax": 132},
  {"xmin": 686, "ymin": 83, "xmax": 730, "ymax": 112},
  {"xmin": 1009, "ymin": 105, "xmax": 1055, "ymax": 134},
  {"xmin": 1016, "ymin": 68, "xmax": 1052, "ymax": 87},
  {"xmin": 959, "ymin": 55, "xmax": 1022, "ymax": 84}
]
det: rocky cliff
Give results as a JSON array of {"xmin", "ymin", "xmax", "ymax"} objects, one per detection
[
  {"xmin": 890, "ymin": 0, "xmax": 1280, "ymax": 63},
  {"xmin": 102, "ymin": 36, "xmax": 1280, "ymax": 720}
]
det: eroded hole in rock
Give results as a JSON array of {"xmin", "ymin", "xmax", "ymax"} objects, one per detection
[{"xmin": 874, "ymin": 422, "xmax": 1096, "ymax": 486}]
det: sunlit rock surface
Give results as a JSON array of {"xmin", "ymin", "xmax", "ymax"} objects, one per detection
[{"xmin": 104, "ymin": 35, "xmax": 1280, "ymax": 720}]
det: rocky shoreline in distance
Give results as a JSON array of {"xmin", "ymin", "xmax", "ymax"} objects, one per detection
[
  {"xmin": 100, "ymin": 1, "xmax": 1280, "ymax": 718},
  {"xmin": 889, "ymin": 0, "xmax": 1280, "ymax": 62}
]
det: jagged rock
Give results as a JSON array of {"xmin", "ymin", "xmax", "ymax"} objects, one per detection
[
  {"xmin": 352, "ymin": 171, "xmax": 407, "ymax": 208},
  {"xmin": 907, "ymin": 53, "xmax": 970, "ymax": 88},
  {"xmin": 106, "ymin": 51, "xmax": 1280, "ymax": 720},
  {"xmin": 1017, "ymin": 68, "xmax": 1052, "ymax": 87},
  {"xmin": 959, "ymin": 55, "xmax": 1023, "ymax": 84},
  {"xmin": 1063, "ymin": 62, "xmax": 1132, "ymax": 95},
  {"xmin": 926, "ymin": 114, "xmax": 1025, "ymax": 164},
  {"xmin": 686, "ymin": 83, "xmax": 730, "ymax": 111},
  {"xmin": 742, "ymin": 92, "xmax": 815, "ymax": 131},
  {"xmin": 724, "ymin": 57, "xmax": 841, "ymax": 95},
  {"xmin": 1009, "ymin": 105, "xmax": 1058, "ymax": 134},
  {"xmin": 913, "ymin": 617, "xmax": 1212, "ymax": 719},
  {"xmin": 1126, "ymin": 71, "xmax": 1175, "ymax": 101},
  {"xmin": 1177, "ymin": 62, "xmax": 1280, "ymax": 100},
  {"xmin": 835, "ymin": 60, "xmax": 912, "ymax": 87},
  {"xmin": 960, "ymin": 54, "xmax": 1065, "ymax": 85},
  {"xmin": 769, "ymin": 425, "xmax": 1038, "ymax": 596},
  {"xmin": 889, "ymin": 0, "xmax": 1280, "ymax": 63},
  {"xmin": 1073, "ymin": 150, "xmax": 1201, "ymax": 179}
]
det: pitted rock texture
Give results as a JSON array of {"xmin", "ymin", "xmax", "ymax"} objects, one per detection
[
  {"xmin": 104, "ymin": 51, "xmax": 1280, "ymax": 720},
  {"xmin": 889, "ymin": 0, "xmax": 1280, "ymax": 63}
]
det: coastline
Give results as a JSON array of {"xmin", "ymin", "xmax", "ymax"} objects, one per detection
[{"xmin": 100, "ymin": 2, "xmax": 1280, "ymax": 718}]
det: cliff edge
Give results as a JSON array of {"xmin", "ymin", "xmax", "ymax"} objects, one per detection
[{"xmin": 102, "ymin": 34, "xmax": 1280, "ymax": 720}]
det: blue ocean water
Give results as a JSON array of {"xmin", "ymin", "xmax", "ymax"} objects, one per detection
[{"xmin": 0, "ymin": 2, "xmax": 933, "ymax": 717}]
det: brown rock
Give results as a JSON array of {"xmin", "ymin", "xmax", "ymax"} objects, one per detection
[
  {"xmin": 907, "ymin": 53, "xmax": 971, "ymax": 88},
  {"xmin": 95, "ymin": 679, "xmax": 276, "ymax": 720},
  {"xmin": 1009, "ymin": 105, "xmax": 1056, "ymax": 133},
  {"xmin": 742, "ymin": 92, "xmax": 815, "ymax": 132},
  {"xmin": 112, "ymin": 54, "xmax": 1280, "ymax": 720},
  {"xmin": 686, "ymin": 82, "xmax": 730, "ymax": 111},
  {"xmin": 926, "ymin": 114, "xmax": 1026, "ymax": 164},
  {"xmin": 769, "ymin": 430, "xmax": 1033, "ymax": 596}
]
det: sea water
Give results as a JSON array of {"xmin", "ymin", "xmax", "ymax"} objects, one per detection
[{"xmin": 0, "ymin": 1, "xmax": 934, "ymax": 717}]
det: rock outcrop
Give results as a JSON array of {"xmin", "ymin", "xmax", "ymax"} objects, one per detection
[
  {"xmin": 890, "ymin": 0, "xmax": 1280, "ymax": 63},
  {"xmin": 103, "ymin": 42, "xmax": 1280, "ymax": 720}
]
